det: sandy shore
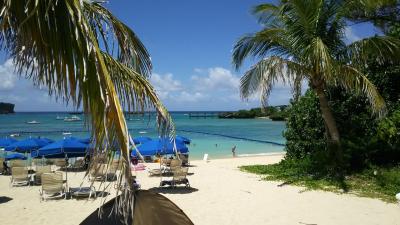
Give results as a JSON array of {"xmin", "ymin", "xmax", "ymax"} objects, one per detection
[{"xmin": 1, "ymin": 154, "xmax": 399, "ymax": 225}]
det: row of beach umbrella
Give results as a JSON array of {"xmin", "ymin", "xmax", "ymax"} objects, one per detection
[{"xmin": 0, "ymin": 135, "xmax": 191, "ymax": 160}]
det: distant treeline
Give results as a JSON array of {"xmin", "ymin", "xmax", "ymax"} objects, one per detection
[{"xmin": 218, "ymin": 106, "xmax": 289, "ymax": 121}]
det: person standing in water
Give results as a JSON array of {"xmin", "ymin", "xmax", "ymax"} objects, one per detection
[{"xmin": 232, "ymin": 145, "xmax": 236, "ymax": 157}]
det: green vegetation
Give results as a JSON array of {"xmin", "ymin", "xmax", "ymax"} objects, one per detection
[
  {"xmin": 236, "ymin": 0, "xmax": 400, "ymax": 203},
  {"xmin": 232, "ymin": 0, "xmax": 400, "ymax": 175},
  {"xmin": 240, "ymin": 162, "xmax": 400, "ymax": 203},
  {"xmin": 0, "ymin": 102, "xmax": 15, "ymax": 114},
  {"xmin": 218, "ymin": 106, "xmax": 288, "ymax": 120}
]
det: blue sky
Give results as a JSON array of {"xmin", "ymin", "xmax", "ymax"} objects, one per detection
[{"xmin": 0, "ymin": 0, "xmax": 379, "ymax": 111}]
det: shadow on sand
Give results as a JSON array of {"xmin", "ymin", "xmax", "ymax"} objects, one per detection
[
  {"xmin": 147, "ymin": 187, "xmax": 198, "ymax": 194},
  {"xmin": 0, "ymin": 196, "xmax": 13, "ymax": 204}
]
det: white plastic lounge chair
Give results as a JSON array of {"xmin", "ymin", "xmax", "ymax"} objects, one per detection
[
  {"xmin": 10, "ymin": 160, "xmax": 27, "ymax": 168},
  {"xmin": 10, "ymin": 167, "xmax": 30, "ymax": 186},
  {"xmin": 34, "ymin": 165, "xmax": 52, "ymax": 185},
  {"xmin": 70, "ymin": 186, "xmax": 96, "ymax": 199},
  {"xmin": 179, "ymin": 153, "xmax": 189, "ymax": 166},
  {"xmin": 147, "ymin": 167, "xmax": 163, "ymax": 176},
  {"xmin": 53, "ymin": 158, "xmax": 67, "ymax": 168},
  {"xmin": 89, "ymin": 164, "xmax": 107, "ymax": 181},
  {"xmin": 105, "ymin": 161, "xmax": 120, "ymax": 181},
  {"xmin": 0, "ymin": 158, "xmax": 5, "ymax": 174},
  {"xmin": 69, "ymin": 159, "xmax": 85, "ymax": 171},
  {"xmin": 40, "ymin": 172, "xmax": 66, "ymax": 201},
  {"xmin": 160, "ymin": 167, "xmax": 190, "ymax": 188},
  {"xmin": 161, "ymin": 158, "xmax": 172, "ymax": 167}
]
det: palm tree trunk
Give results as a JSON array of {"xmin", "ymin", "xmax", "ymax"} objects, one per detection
[
  {"xmin": 314, "ymin": 86, "xmax": 344, "ymax": 175},
  {"xmin": 314, "ymin": 87, "xmax": 340, "ymax": 142}
]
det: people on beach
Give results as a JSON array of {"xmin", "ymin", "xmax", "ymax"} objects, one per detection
[
  {"xmin": 232, "ymin": 145, "xmax": 236, "ymax": 157},
  {"xmin": 3, "ymin": 160, "xmax": 10, "ymax": 175}
]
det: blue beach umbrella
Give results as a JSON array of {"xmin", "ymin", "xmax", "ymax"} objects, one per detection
[
  {"xmin": 131, "ymin": 139, "xmax": 189, "ymax": 157},
  {"xmin": 31, "ymin": 137, "xmax": 89, "ymax": 158},
  {"xmin": 0, "ymin": 137, "xmax": 17, "ymax": 148},
  {"xmin": 132, "ymin": 136, "xmax": 152, "ymax": 145},
  {"xmin": 5, "ymin": 137, "xmax": 53, "ymax": 152},
  {"xmin": 5, "ymin": 153, "xmax": 27, "ymax": 160},
  {"xmin": 175, "ymin": 135, "xmax": 191, "ymax": 144},
  {"xmin": 78, "ymin": 137, "xmax": 92, "ymax": 144}
]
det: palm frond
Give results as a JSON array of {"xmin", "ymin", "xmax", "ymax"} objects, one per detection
[
  {"xmin": 331, "ymin": 65, "xmax": 386, "ymax": 116},
  {"xmin": 0, "ymin": 0, "xmax": 173, "ymax": 222},
  {"xmin": 232, "ymin": 28, "xmax": 288, "ymax": 70},
  {"xmin": 252, "ymin": 3, "xmax": 282, "ymax": 25},
  {"xmin": 347, "ymin": 36, "xmax": 400, "ymax": 65},
  {"xmin": 306, "ymin": 37, "xmax": 335, "ymax": 81},
  {"xmin": 83, "ymin": 1, "xmax": 152, "ymax": 76},
  {"xmin": 240, "ymin": 56, "xmax": 307, "ymax": 107},
  {"xmin": 102, "ymin": 52, "xmax": 174, "ymax": 135}
]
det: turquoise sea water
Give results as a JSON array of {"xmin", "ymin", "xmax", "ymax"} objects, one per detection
[{"xmin": 0, "ymin": 112, "xmax": 286, "ymax": 159}]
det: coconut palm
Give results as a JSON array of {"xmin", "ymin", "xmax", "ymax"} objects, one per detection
[
  {"xmin": 232, "ymin": 0, "xmax": 400, "ymax": 168},
  {"xmin": 0, "ymin": 0, "xmax": 173, "ymax": 220}
]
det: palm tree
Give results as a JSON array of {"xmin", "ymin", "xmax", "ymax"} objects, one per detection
[
  {"xmin": 0, "ymin": 0, "xmax": 173, "ymax": 219},
  {"xmin": 232, "ymin": 0, "xmax": 400, "ymax": 170}
]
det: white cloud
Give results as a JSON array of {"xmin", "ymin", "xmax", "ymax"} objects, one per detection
[
  {"xmin": 175, "ymin": 91, "xmax": 207, "ymax": 102},
  {"xmin": 0, "ymin": 59, "xmax": 17, "ymax": 90},
  {"xmin": 0, "ymin": 94, "xmax": 27, "ymax": 103},
  {"xmin": 193, "ymin": 68, "xmax": 203, "ymax": 73},
  {"xmin": 0, "ymin": 57, "xmax": 298, "ymax": 111},
  {"xmin": 150, "ymin": 73, "xmax": 182, "ymax": 92},
  {"xmin": 191, "ymin": 67, "xmax": 240, "ymax": 91},
  {"xmin": 149, "ymin": 73, "xmax": 183, "ymax": 101},
  {"xmin": 147, "ymin": 66, "xmax": 302, "ymax": 109},
  {"xmin": 345, "ymin": 27, "xmax": 361, "ymax": 42}
]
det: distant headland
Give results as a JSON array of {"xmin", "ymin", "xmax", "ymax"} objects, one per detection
[
  {"xmin": 0, "ymin": 102, "xmax": 15, "ymax": 114},
  {"xmin": 218, "ymin": 106, "xmax": 288, "ymax": 121}
]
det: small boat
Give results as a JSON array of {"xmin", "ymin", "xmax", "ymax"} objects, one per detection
[
  {"xmin": 64, "ymin": 115, "xmax": 81, "ymax": 122},
  {"xmin": 139, "ymin": 131, "xmax": 147, "ymax": 134},
  {"xmin": 26, "ymin": 120, "xmax": 40, "ymax": 124},
  {"xmin": 10, "ymin": 133, "xmax": 20, "ymax": 137},
  {"xmin": 62, "ymin": 132, "xmax": 72, "ymax": 135}
]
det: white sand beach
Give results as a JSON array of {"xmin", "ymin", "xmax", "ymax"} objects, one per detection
[{"xmin": 1, "ymin": 154, "xmax": 399, "ymax": 225}]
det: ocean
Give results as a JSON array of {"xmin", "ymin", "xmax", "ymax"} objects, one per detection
[{"xmin": 0, "ymin": 112, "xmax": 286, "ymax": 159}]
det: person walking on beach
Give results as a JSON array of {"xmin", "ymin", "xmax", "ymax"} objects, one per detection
[{"xmin": 232, "ymin": 145, "xmax": 236, "ymax": 157}]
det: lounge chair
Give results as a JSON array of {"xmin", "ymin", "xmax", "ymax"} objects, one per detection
[
  {"xmin": 10, "ymin": 160, "xmax": 26, "ymax": 168},
  {"xmin": 34, "ymin": 165, "xmax": 52, "ymax": 185},
  {"xmin": 89, "ymin": 164, "xmax": 107, "ymax": 181},
  {"xmin": 70, "ymin": 186, "xmax": 96, "ymax": 199},
  {"xmin": 105, "ymin": 161, "xmax": 121, "ymax": 181},
  {"xmin": 160, "ymin": 167, "xmax": 190, "ymax": 188},
  {"xmin": 10, "ymin": 167, "xmax": 30, "ymax": 186},
  {"xmin": 69, "ymin": 159, "xmax": 85, "ymax": 171},
  {"xmin": 53, "ymin": 158, "xmax": 67, "ymax": 168},
  {"xmin": 179, "ymin": 153, "xmax": 189, "ymax": 166},
  {"xmin": 168, "ymin": 159, "xmax": 182, "ymax": 172},
  {"xmin": 32, "ymin": 158, "xmax": 44, "ymax": 167},
  {"xmin": 161, "ymin": 158, "xmax": 172, "ymax": 167},
  {"xmin": 0, "ymin": 158, "xmax": 4, "ymax": 174},
  {"xmin": 147, "ymin": 167, "xmax": 164, "ymax": 176},
  {"xmin": 40, "ymin": 172, "xmax": 66, "ymax": 201}
]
